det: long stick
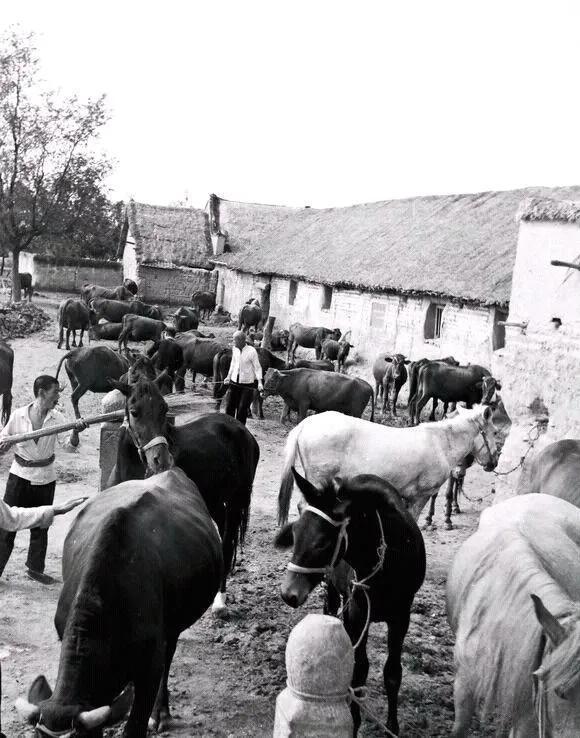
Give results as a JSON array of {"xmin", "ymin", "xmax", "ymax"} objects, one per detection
[{"xmin": 3, "ymin": 411, "xmax": 125, "ymax": 444}]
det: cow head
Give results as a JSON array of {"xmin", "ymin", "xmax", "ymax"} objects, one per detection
[
  {"xmin": 123, "ymin": 278, "xmax": 138, "ymax": 296},
  {"xmin": 147, "ymin": 305, "xmax": 163, "ymax": 321},
  {"xmin": 480, "ymin": 375, "xmax": 502, "ymax": 405},
  {"xmin": 388, "ymin": 353, "xmax": 408, "ymax": 379},
  {"xmin": 330, "ymin": 328, "xmax": 342, "ymax": 341},
  {"xmin": 108, "ymin": 378, "xmax": 174, "ymax": 474},
  {"xmin": 277, "ymin": 329, "xmax": 290, "ymax": 349},
  {"xmin": 16, "ymin": 677, "xmax": 134, "ymax": 737}
]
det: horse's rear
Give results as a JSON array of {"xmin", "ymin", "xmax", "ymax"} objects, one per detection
[
  {"xmin": 447, "ymin": 494, "xmax": 580, "ymax": 736},
  {"xmin": 521, "ymin": 439, "xmax": 580, "ymax": 509}
]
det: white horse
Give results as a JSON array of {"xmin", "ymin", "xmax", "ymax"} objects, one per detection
[
  {"xmin": 277, "ymin": 404, "xmax": 499, "ymax": 524},
  {"xmin": 447, "ymin": 494, "xmax": 580, "ymax": 736}
]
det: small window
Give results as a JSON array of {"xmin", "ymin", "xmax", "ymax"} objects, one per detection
[
  {"xmin": 289, "ymin": 279, "xmax": 298, "ymax": 305},
  {"xmin": 321, "ymin": 285, "xmax": 333, "ymax": 310},
  {"xmin": 370, "ymin": 301, "xmax": 386, "ymax": 329},
  {"xmin": 424, "ymin": 302, "xmax": 446, "ymax": 340}
]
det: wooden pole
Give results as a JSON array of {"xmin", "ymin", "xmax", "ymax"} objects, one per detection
[
  {"xmin": 261, "ymin": 316, "xmax": 276, "ymax": 350},
  {"xmin": 550, "ymin": 259, "xmax": 580, "ymax": 271},
  {"xmin": 2, "ymin": 411, "xmax": 125, "ymax": 445}
]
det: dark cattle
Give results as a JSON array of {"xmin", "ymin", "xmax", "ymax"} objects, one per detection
[
  {"xmin": 287, "ymin": 323, "xmax": 342, "ymax": 363},
  {"xmin": 213, "ymin": 347, "xmax": 286, "ymax": 418},
  {"xmin": 173, "ymin": 306, "xmax": 200, "ymax": 332},
  {"xmin": 290, "ymin": 359, "xmax": 335, "ymax": 372},
  {"xmin": 0, "ymin": 341, "xmax": 13, "ymax": 425},
  {"xmin": 238, "ymin": 304, "xmax": 262, "ymax": 333},
  {"xmin": 182, "ymin": 329, "xmax": 215, "ymax": 339},
  {"xmin": 123, "ymin": 278, "xmax": 139, "ymax": 295},
  {"xmin": 19, "ymin": 272, "xmax": 33, "ymax": 302},
  {"xmin": 321, "ymin": 333, "xmax": 354, "ymax": 372},
  {"xmin": 118, "ymin": 314, "xmax": 166, "ymax": 350},
  {"xmin": 175, "ymin": 337, "xmax": 225, "ymax": 391},
  {"xmin": 16, "ymin": 467, "xmax": 222, "ymax": 737},
  {"xmin": 521, "ymin": 439, "xmax": 580, "ymax": 509},
  {"xmin": 146, "ymin": 338, "xmax": 184, "ymax": 392},
  {"xmin": 107, "ymin": 378, "xmax": 259, "ymax": 618},
  {"xmin": 264, "ymin": 367, "xmax": 374, "ymax": 424},
  {"xmin": 270, "ymin": 329, "xmax": 290, "ymax": 351},
  {"xmin": 407, "ymin": 356, "xmax": 459, "ymax": 422},
  {"xmin": 382, "ymin": 353, "xmax": 410, "ymax": 416},
  {"xmin": 275, "ymin": 470, "xmax": 425, "ymax": 736},
  {"xmin": 90, "ymin": 298, "xmax": 162, "ymax": 323},
  {"xmin": 55, "ymin": 345, "xmax": 130, "ymax": 446},
  {"xmin": 413, "ymin": 363, "xmax": 499, "ymax": 425},
  {"xmin": 89, "ymin": 321, "xmax": 124, "ymax": 341},
  {"xmin": 57, "ymin": 299, "xmax": 96, "ymax": 350},
  {"xmin": 191, "ymin": 290, "xmax": 216, "ymax": 319},
  {"xmin": 117, "ymin": 354, "xmax": 172, "ymax": 396},
  {"xmin": 81, "ymin": 282, "xmax": 135, "ymax": 303}
]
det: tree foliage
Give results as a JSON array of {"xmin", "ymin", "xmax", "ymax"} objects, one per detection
[{"xmin": 0, "ymin": 29, "xmax": 117, "ymax": 299}]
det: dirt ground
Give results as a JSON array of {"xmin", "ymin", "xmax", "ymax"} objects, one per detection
[{"xmin": 0, "ymin": 293, "xmax": 498, "ymax": 737}]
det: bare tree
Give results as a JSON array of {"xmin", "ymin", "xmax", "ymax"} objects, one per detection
[{"xmin": 0, "ymin": 30, "xmax": 110, "ymax": 300}]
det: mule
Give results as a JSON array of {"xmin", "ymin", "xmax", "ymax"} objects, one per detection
[
  {"xmin": 447, "ymin": 493, "xmax": 580, "ymax": 736},
  {"xmin": 277, "ymin": 405, "xmax": 499, "ymax": 526},
  {"xmin": 107, "ymin": 378, "xmax": 260, "ymax": 617},
  {"xmin": 275, "ymin": 469, "xmax": 425, "ymax": 736}
]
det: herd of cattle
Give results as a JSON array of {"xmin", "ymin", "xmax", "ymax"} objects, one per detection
[{"xmin": 2, "ymin": 281, "xmax": 579, "ymax": 736}]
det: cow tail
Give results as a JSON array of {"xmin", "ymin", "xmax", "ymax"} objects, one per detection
[
  {"xmin": 55, "ymin": 352, "xmax": 71, "ymax": 381},
  {"xmin": 2, "ymin": 389, "xmax": 12, "ymax": 426},
  {"xmin": 278, "ymin": 423, "xmax": 302, "ymax": 525},
  {"xmin": 212, "ymin": 350, "xmax": 224, "ymax": 400}
]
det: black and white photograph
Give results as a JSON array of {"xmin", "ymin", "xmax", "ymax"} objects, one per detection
[{"xmin": 1, "ymin": 1, "xmax": 580, "ymax": 736}]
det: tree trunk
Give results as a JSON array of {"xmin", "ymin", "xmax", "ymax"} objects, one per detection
[
  {"xmin": 0, "ymin": 255, "xmax": 4, "ymax": 276},
  {"xmin": 261, "ymin": 316, "xmax": 276, "ymax": 350},
  {"xmin": 11, "ymin": 250, "xmax": 21, "ymax": 303}
]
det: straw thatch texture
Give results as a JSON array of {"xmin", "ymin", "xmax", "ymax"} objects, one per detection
[
  {"xmin": 518, "ymin": 196, "xmax": 580, "ymax": 224},
  {"xmin": 127, "ymin": 200, "xmax": 212, "ymax": 269},
  {"xmin": 214, "ymin": 187, "xmax": 580, "ymax": 306}
]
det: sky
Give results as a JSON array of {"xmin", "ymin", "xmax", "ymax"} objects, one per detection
[{"xmin": 4, "ymin": 0, "xmax": 580, "ymax": 209}]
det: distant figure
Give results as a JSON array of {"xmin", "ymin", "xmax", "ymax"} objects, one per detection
[{"xmin": 223, "ymin": 331, "xmax": 263, "ymax": 425}]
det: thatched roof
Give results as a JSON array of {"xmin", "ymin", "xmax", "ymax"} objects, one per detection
[
  {"xmin": 518, "ymin": 196, "xmax": 580, "ymax": 224},
  {"xmin": 126, "ymin": 200, "xmax": 212, "ymax": 269},
  {"xmin": 212, "ymin": 186, "xmax": 580, "ymax": 306}
]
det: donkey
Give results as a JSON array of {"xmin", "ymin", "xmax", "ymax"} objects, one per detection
[{"xmin": 275, "ymin": 469, "xmax": 425, "ymax": 736}]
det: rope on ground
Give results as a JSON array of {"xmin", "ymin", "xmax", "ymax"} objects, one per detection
[{"xmin": 348, "ymin": 686, "xmax": 399, "ymax": 738}]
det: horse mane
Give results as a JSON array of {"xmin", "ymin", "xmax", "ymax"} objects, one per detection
[{"xmin": 452, "ymin": 517, "xmax": 580, "ymax": 731}]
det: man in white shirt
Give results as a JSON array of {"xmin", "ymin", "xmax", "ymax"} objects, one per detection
[
  {"xmin": 0, "ymin": 374, "xmax": 87, "ymax": 585},
  {"xmin": 223, "ymin": 331, "xmax": 264, "ymax": 426}
]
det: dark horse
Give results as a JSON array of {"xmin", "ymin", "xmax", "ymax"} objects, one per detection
[
  {"xmin": 275, "ymin": 469, "xmax": 425, "ymax": 736},
  {"xmin": 0, "ymin": 341, "xmax": 14, "ymax": 425},
  {"xmin": 107, "ymin": 378, "xmax": 260, "ymax": 616}
]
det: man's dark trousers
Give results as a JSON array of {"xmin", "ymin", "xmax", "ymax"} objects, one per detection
[
  {"xmin": 225, "ymin": 381, "xmax": 257, "ymax": 426},
  {"xmin": 0, "ymin": 473, "xmax": 55, "ymax": 576}
]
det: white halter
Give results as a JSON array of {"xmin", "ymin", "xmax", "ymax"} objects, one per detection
[{"xmin": 286, "ymin": 505, "xmax": 350, "ymax": 575}]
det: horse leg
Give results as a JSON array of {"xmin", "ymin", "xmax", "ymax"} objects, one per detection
[
  {"xmin": 453, "ymin": 475, "xmax": 463, "ymax": 515},
  {"xmin": 451, "ymin": 669, "xmax": 475, "ymax": 738},
  {"xmin": 57, "ymin": 325, "xmax": 64, "ymax": 350},
  {"xmin": 323, "ymin": 580, "xmax": 341, "ymax": 616},
  {"xmin": 78, "ymin": 328, "xmax": 84, "ymax": 348},
  {"xmin": 392, "ymin": 384, "xmax": 401, "ymax": 416},
  {"xmin": 423, "ymin": 492, "xmax": 437, "ymax": 529},
  {"xmin": 344, "ymin": 604, "xmax": 369, "ymax": 737},
  {"xmin": 445, "ymin": 474, "xmax": 455, "ymax": 530},
  {"xmin": 384, "ymin": 611, "xmax": 411, "ymax": 736},
  {"xmin": 175, "ymin": 365, "xmax": 186, "ymax": 393},
  {"xmin": 149, "ymin": 633, "xmax": 179, "ymax": 733}
]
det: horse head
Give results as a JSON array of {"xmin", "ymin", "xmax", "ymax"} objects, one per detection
[{"xmin": 457, "ymin": 404, "xmax": 499, "ymax": 472}]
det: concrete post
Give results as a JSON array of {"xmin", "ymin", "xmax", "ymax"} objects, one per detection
[{"xmin": 273, "ymin": 614, "xmax": 354, "ymax": 737}]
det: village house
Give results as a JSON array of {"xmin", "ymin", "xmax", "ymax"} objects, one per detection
[
  {"xmin": 121, "ymin": 199, "xmax": 216, "ymax": 304},
  {"xmin": 207, "ymin": 186, "xmax": 580, "ymax": 367}
]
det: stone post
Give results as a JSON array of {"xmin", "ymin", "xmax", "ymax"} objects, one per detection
[{"xmin": 273, "ymin": 614, "xmax": 354, "ymax": 737}]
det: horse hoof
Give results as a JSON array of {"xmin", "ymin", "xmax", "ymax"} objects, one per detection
[{"xmin": 212, "ymin": 592, "xmax": 228, "ymax": 618}]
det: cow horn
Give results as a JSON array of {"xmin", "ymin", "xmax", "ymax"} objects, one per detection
[
  {"xmin": 77, "ymin": 705, "xmax": 112, "ymax": 729},
  {"xmin": 14, "ymin": 698, "xmax": 41, "ymax": 723}
]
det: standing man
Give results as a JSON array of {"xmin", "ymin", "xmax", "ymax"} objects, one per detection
[
  {"xmin": 223, "ymin": 331, "xmax": 263, "ymax": 426},
  {"xmin": 0, "ymin": 374, "xmax": 87, "ymax": 585}
]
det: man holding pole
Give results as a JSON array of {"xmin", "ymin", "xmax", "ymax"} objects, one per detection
[{"xmin": 0, "ymin": 374, "xmax": 88, "ymax": 585}]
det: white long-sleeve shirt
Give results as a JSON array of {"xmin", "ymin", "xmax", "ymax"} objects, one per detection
[
  {"xmin": 225, "ymin": 345, "xmax": 263, "ymax": 386},
  {"xmin": 0, "ymin": 404, "xmax": 65, "ymax": 485},
  {"xmin": 0, "ymin": 498, "xmax": 54, "ymax": 530}
]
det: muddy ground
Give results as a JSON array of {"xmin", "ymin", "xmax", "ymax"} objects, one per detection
[{"xmin": 0, "ymin": 293, "xmax": 498, "ymax": 737}]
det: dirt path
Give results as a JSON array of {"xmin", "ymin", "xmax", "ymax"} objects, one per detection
[{"xmin": 0, "ymin": 294, "xmax": 496, "ymax": 737}]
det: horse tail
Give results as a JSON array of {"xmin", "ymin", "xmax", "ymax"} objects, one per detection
[
  {"xmin": 55, "ymin": 352, "xmax": 72, "ymax": 381},
  {"xmin": 278, "ymin": 423, "xmax": 302, "ymax": 525},
  {"xmin": 2, "ymin": 389, "xmax": 12, "ymax": 426},
  {"xmin": 224, "ymin": 436, "xmax": 259, "ymax": 573}
]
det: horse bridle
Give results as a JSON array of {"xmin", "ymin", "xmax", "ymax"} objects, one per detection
[
  {"xmin": 286, "ymin": 505, "xmax": 350, "ymax": 576},
  {"xmin": 124, "ymin": 411, "xmax": 169, "ymax": 466}
]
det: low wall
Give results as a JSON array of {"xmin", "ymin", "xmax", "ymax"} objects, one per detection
[
  {"xmin": 20, "ymin": 252, "xmax": 122, "ymax": 292},
  {"xmin": 137, "ymin": 265, "xmax": 217, "ymax": 305}
]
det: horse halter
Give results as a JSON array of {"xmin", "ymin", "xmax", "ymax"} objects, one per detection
[
  {"xmin": 286, "ymin": 505, "xmax": 350, "ymax": 576},
  {"xmin": 124, "ymin": 411, "xmax": 169, "ymax": 466}
]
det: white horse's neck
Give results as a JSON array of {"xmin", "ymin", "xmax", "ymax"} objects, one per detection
[{"xmin": 433, "ymin": 415, "xmax": 480, "ymax": 469}]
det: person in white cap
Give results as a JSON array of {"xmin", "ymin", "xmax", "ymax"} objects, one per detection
[{"xmin": 223, "ymin": 331, "xmax": 263, "ymax": 425}]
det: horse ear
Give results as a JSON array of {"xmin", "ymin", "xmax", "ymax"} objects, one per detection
[
  {"xmin": 274, "ymin": 523, "xmax": 294, "ymax": 549},
  {"xmin": 384, "ymin": 356, "xmax": 392, "ymax": 362},
  {"xmin": 495, "ymin": 379, "xmax": 502, "ymax": 390},
  {"xmin": 531, "ymin": 594, "xmax": 566, "ymax": 647},
  {"xmin": 404, "ymin": 359, "xmax": 411, "ymax": 364},
  {"xmin": 291, "ymin": 466, "xmax": 320, "ymax": 500},
  {"xmin": 108, "ymin": 379, "xmax": 132, "ymax": 396}
]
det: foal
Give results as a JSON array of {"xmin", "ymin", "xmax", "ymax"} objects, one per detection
[{"xmin": 275, "ymin": 468, "xmax": 426, "ymax": 736}]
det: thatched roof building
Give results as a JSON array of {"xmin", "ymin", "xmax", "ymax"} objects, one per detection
[
  {"xmin": 211, "ymin": 186, "xmax": 580, "ymax": 307},
  {"xmin": 126, "ymin": 200, "xmax": 212, "ymax": 269}
]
